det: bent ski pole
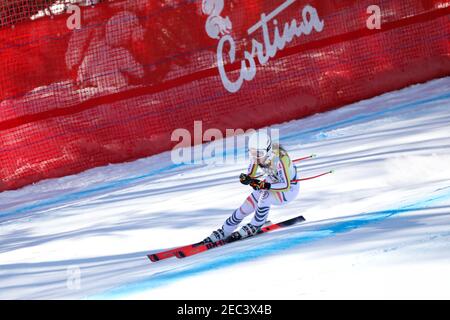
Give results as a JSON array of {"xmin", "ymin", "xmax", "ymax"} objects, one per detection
[{"xmin": 292, "ymin": 170, "xmax": 333, "ymax": 182}]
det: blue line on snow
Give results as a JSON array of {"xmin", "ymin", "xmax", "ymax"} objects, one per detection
[
  {"xmin": 281, "ymin": 91, "xmax": 450, "ymax": 143},
  {"xmin": 1, "ymin": 90, "xmax": 449, "ymax": 220},
  {"xmin": 0, "ymin": 163, "xmax": 182, "ymax": 219},
  {"xmin": 93, "ymin": 186, "xmax": 450, "ymax": 299}
]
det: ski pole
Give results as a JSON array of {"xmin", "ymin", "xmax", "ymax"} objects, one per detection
[
  {"xmin": 293, "ymin": 154, "xmax": 316, "ymax": 162},
  {"xmin": 254, "ymin": 154, "xmax": 316, "ymax": 179},
  {"xmin": 292, "ymin": 170, "xmax": 334, "ymax": 182}
]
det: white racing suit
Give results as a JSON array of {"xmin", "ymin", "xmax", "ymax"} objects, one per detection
[{"xmin": 223, "ymin": 148, "xmax": 300, "ymax": 235}]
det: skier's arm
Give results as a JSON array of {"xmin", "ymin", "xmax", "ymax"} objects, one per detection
[
  {"xmin": 240, "ymin": 159, "xmax": 259, "ymax": 185},
  {"xmin": 269, "ymin": 157, "xmax": 291, "ymax": 192},
  {"xmin": 247, "ymin": 158, "xmax": 258, "ymax": 178}
]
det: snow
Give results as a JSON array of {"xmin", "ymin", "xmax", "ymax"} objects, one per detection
[{"xmin": 0, "ymin": 77, "xmax": 450, "ymax": 299}]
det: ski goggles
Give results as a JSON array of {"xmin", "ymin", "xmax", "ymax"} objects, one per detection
[{"xmin": 249, "ymin": 148, "xmax": 269, "ymax": 159}]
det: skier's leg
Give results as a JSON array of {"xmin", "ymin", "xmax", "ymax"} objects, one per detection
[
  {"xmin": 232, "ymin": 184, "xmax": 301, "ymax": 239},
  {"xmin": 250, "ymin": 183, "xmax": 300, "ymax": 227},
  {"xmin": 231, "ymin": 191, "xmax": 275, "ymax": 239},
  {"xmin": 222, "ymin": 191, "xmax": 259, "ymax": 235},
  {"xmin": 250, "ymin": 191, "xmax": 276, "ymax": 228},
  {"xmin": 203, "ymin": 191, "xmax": 260, "ymax": 243}
]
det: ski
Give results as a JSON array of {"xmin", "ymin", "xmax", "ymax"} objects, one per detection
[
  {"xmin": 147, "ymin": 220, "xmax": 274, "ymax": 262},
  {"xmin": 148, "ymin": 242, "xmax": 203, "ymax": 262},
  {"xmin": 175, "ymin": 215, "xmax": 305, "ymax": 259}
]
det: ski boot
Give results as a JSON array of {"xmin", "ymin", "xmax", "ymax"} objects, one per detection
[
  {"xmin": 203, "ymin": 228, "xmax": 227, "ymax": 244},
  {"xmin": 228, "ymin": 223, "xmax": 261, "ymax": 242}
]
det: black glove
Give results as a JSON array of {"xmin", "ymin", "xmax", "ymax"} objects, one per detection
[
  {"xmin": 240, "ymin": 173, "xmax": 271, "ymax": 190},
  {"xmin": 239, "ymin": 173, "xmax": 253, "ymax": 185}
]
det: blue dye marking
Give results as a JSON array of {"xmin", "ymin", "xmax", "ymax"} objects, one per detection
[
  {"xmin": 93, "ymin": 186, "xmax": 450, "ymax": 299},
  {"xmin": 0, "ymin": 162, "xmax": 181, "ymax": 219}
]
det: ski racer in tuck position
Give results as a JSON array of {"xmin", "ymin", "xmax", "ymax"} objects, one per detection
[{"xmin": 204, "ymin": 131, "xmax": 300, "ymax": 243}]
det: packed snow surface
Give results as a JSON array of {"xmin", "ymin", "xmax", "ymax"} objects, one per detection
[{"xmin": 1, "ymin": 77, "xmax": 449, "ymax": 299}]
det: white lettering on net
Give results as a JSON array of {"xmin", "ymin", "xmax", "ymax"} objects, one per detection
[{"xmin": 215, "ymin": 2, "xmax": 324, "ymax": 93}]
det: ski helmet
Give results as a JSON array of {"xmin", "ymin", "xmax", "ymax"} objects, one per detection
[{"xmin": 248, "ymin": 131, "xmax": 272, "ymax": 160}]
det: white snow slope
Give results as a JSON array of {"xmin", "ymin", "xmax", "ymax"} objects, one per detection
[{"xmin": 1, "ymin": 77, "xmax": 450, "ymax": 300}]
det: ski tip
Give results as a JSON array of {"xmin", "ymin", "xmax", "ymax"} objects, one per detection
[
  {"xmin": 311, "ymin": 154, "xmax": 317, "ymax": 158},
  {"xmin": 277, "ymin": 215, "xmax": 305, "ymax": 227},
  {"xmin": 148, "ymin": 254, "xmax": 159, "ymax": 262},
  {"xmin": 291, "ymin": 215, "xmax": 305, "ymax": 224}
]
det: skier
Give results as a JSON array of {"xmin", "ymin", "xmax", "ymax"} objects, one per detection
[{"xmin": 204, "ymin": 131, "xmax": 300, "ymax": 243}]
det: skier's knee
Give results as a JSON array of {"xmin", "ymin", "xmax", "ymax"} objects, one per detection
[{"xmin": 240, "ymin": 197, "xmax": 256, "ymax": 215}]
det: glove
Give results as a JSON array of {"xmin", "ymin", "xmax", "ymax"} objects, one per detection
[
  {"xmin": 249, "ymin": 179, "xmax": 271, "ymax": 190},
  {"xmin": 239, "ymin": 173, "xmax": 253, "ymax": 185},
  {"xmin": 240, "ymin": 173, "xmax": 271, "ymax": 190}
]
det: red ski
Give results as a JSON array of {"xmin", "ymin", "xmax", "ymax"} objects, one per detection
[
  {"xmin": 148, "ymin": 242, "xmax": 202, "ymax": 262},
  {"xmin": 147, "ymin": 220, "xmax": 275, "ymax": 262},
  {"xmin": 175, "ymin": 215, "xmax": 305, "ymax": 259}
]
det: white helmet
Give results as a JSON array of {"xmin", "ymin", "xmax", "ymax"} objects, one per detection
[{"xmin": 248, "ymin": 131, "xmax": 273, "ymax": 160}]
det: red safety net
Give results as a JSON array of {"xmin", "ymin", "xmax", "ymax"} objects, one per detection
[{"xmin": 0, "ymin": 0, "xmax": 449, "ymax": 192}]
